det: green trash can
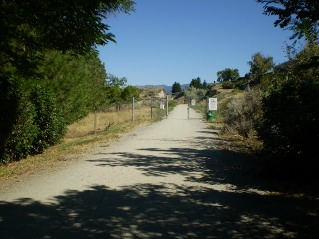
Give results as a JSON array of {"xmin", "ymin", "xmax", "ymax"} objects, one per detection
[{"xmin": 207, "ymin": 111, "xmax": 215, "ymax": 122}]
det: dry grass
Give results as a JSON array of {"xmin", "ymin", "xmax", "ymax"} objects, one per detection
[
  {"xmin": 65, "ymin": 108, "xmax": 151, "ymax": 138},
  {"xmin": 0, "ymin": 107, "xmax": 158, "ymax": 187}
]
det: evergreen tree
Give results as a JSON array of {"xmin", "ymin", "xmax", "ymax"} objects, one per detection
[
  {"xmin": 190, "ymin": 77, "xmax": 202, "ymax": 89},
  {"xmin": 172, "ymin": 82, "xmax": 182, "ymax": 93}
]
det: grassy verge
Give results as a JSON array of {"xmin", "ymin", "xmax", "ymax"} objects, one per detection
[{"xmin": 0, "ymin": 106, "xmax": 168, "ymax": 184}]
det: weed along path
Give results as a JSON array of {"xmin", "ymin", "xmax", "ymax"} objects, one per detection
[{"xmin": 0, "ymin": 104, "xmax": 319, "ymax": 238}]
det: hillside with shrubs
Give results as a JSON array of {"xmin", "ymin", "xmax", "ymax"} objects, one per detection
[{"xmin": 183, "ymin": 44, "xmax": 319, "ymax": 183}]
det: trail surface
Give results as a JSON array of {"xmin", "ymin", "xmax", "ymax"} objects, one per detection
[{"xmin": 0, "ymin": 104, "xmax": 318, "ymax": 238}]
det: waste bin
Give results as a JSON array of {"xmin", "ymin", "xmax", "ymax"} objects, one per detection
[{"xmin": 207, "ymin": 111, "xmax": 215, "ymax": 122}]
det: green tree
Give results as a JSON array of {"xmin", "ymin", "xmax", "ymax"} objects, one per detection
[
  {"xmin": 288, "ymin": 43, "xmax": 319, "ymax": 80},
  {"xmin": 248, "ymin": 52, "xmax": 274, "ymax": 84},
  {"xmin": 0, "ymin": 0, "xmax": 135, "ymax": 78},
  {"xmin": 106, "ymin": 74, "xmax": 127, "ymax": 87},
  {"xmin": 38, "ymin": 51, "xmax": 107, "ymax": 124},
  {"xmin": 105, "ymin": 74, "xmax": 129, "ymax": 110},
  {"xmin": 0, "ymin": 0, "xmax": 135, "ymax": 163},
  {"xmin": 190, "ymin": 77, "xmax": 203, "ymax": 88},
  {"xmin": 255, "ymin": 43, "xmax": 319, "ymax": 179},
  {"xmin": 257, "ymin": 0, "xmax": 319, "ymax": 42},
  {"xmin": 172, "ymin": 82, "xmax": 182, "ymax": 93},
  {"xmin": 217, "ymin": 68, "xmax": 239, "ymax": 82},
  {"xmin": 121, "ymin": 85, "xmax": 141, "ymax": 103},
  {"xmin": 202, "ymin": 80, "xmax": 208, "ymax": 89}
]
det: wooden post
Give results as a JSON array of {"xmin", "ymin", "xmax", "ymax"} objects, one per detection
[
  {"xmin": 151, "ymin": 98, "xmax": 153, "ymax": 119},
  {"xmin": 166, "ymin": 94, "xmax": 169, "ymax": 117},
  {"xmin": 132, "ymin": 96, "xmax": 135, "ymax": 122},
  {"xmin": 94, "ymin": 111, "xmax": 97, "ymax": 134}
]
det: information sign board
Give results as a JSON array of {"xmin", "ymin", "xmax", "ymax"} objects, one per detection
[{"xmin": 208, "ymin": 98, "xmax": 218, "ymax": 111}]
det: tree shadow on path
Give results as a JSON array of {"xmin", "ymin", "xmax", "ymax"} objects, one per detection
[
  {"xmin": 1, "ymin": 131, "xmax": 319, "ymax": 238},
  {"xmin": 1, "ymin": 183, "xmax": 319, "ymax": 238}
]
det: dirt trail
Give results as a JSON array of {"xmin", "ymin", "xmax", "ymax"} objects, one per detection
[{"xmin": 0, "ymin": 104, "xmax": 318, "ymax": 238}]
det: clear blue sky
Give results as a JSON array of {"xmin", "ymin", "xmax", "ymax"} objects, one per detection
[{"xmin": 98, "ymin": 0, "xmax": 296, "ymax": 86}]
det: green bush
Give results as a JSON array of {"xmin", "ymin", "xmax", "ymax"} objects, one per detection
[
  {"xmin": 222, "ymin": 81, "xmax": 234, "ymax": 89},
  {"xmin": 257, "ymin": 78, "xmax": 319, "ymax": 177},
  {"xmin": 30, "ymin": 85, "xmax": 66, "ymax": 154},
  {"xmin": 0, "ymin": 79, "xmax": 66, "ymax": 163},
  {"xmin": 168, "ymin": 100, "xmax": 177, "ymax": 108},
  {"xmin": 221, "ymin": 88, "xmax": 262, "ymax": 138},
  {"xmin": 0, "ymin": 78, "xmax": 38, "ymax": 162}
]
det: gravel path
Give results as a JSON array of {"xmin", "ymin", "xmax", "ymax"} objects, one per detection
[{"xmin": 0, "ymin": 104, "xmax": 318, "ymax": 238}]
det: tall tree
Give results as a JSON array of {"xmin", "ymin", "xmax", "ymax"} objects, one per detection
[
  {"xmin": 217, "ymin": 68, "xmax": 239, "ymax": 82},
  {"xmin": 106, "ymin": 74, "xmax": 127, "ymax": 87},
  {"xmin": 248, "ymin": 52, "xmax": 274, "ymax": 83},
  {"xmin": 190, "ymin": 77, "xmax": 202, "ymax": 89},
  {"xmin": 0, "ymin": 0, "xmax": 135, "ymax": 78},
  {"xmin": 172, "ymin": 82, "xmax": 182, "ymax": 93},
  {"xmin": 38, "ymin": 51, "xmax": 107, "ymax": 124},
  {"xmin": 257, "ymin": 0, "xmax": 319, "ymax": 42}
]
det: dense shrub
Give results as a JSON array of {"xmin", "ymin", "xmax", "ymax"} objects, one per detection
[
  {"xmin": 221, "ymin": 88, "xmax": 262, "ymax": 138},
  {"xmin": 257, "ymin": 78, "xmax": 319, "ymax": 177},
  {"xmin": 184, "ymin": 87, "xmax": 207, "ymax": 101},
  {"xmin": 221, "ymin": 81, "xmax": 234, "ymax": 89},
  {"xmin": 0, "ymin": 79, "xmax": 66, "ymax": 163},
  {"xmin": 30, "ymin": 85, "xmax": 66, "ymax": 154},
  {"xmin": 0, "ymin": 78, "xmax": 38, "ymax": 162},
  {"xmin": 168, "ymin": 100, "xmax": 177, "ymax": 108}
]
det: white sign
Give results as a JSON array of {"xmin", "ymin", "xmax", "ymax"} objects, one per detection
[
  {"xmin": 208, "ymin": 98, "xmax": 218, "ymax": 111},
  {"xmin": 191, "ymin": 99, "xmax": 196, "ymax": 106},
  {"xmin": 160, "ymin": 101, "xmax": 165, "ymax": 109}
]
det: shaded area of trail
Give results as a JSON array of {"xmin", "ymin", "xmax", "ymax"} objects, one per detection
[{"xmin": 0, "ymin": 105, "xmax": 318, "ymax": 238}]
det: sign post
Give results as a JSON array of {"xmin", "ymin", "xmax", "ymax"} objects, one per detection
[
  {"xmin": 208, "ymin": 98, "xmax": 218, "ymax": 111},
  {"xmin": 207, "ymin": 98, "xmax": 218, "ymax": 122}
]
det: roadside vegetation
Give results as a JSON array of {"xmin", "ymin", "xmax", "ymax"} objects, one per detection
[
  {"xmin": 0, "ymin": 0, "xmax": 176, "ymax": 180},
  {"xmin": 174, "ymin": 0, "xmax": 319, "ymax": 185},
  {"xmin": 184, "ymin": 42, "xmax": 319, "ymax": 184},
  {"xmin": 0, "ymin": 98, "xmax": 173, "ymax": 182}
]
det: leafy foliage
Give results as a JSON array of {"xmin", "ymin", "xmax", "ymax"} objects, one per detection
[
  {"xmin": 0, "ymin": 0, "xmax": 135, "ymax": 77},
  {"xmin": 0, "ymin": 78, "xmax": 38, "ymax": 162},
  {"xmin": 29, "ymin": 85, "xmax": 66, "ymax": 154},
  {"xmin": 253, "ymin": 44, "xmax": 319, "ymax": 178},
  {"xmin": 288, "ymin": 43, "xmax": 319, "ymax": 79},
  {"xmin": 0, "ymin": 1, "xmax": 136, "ymax": 164},
  {"xmin": 217, "ymin": 68, "xmax": 239, "ymax": 82},
  {"xmin": 121, "ymin": 85, "xmax": 141, "ymax": 103},
  {"xmin": 248, "ymin": 52, "xmax": 274, "ymax": 84},
  {"xmin": 38, "ymin": 51, "xmax": 108, "ymax": 124},
  {"xmin": 0, "ymin": 79, "xmax": 65, "ymax": 163},
  {"xmin": 257, "ymin": 0, "xmax": 319, "ymax": 42},
  {"xmin": 257, "ymin": 78, "xmax": 319, "ymax": 176}
]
